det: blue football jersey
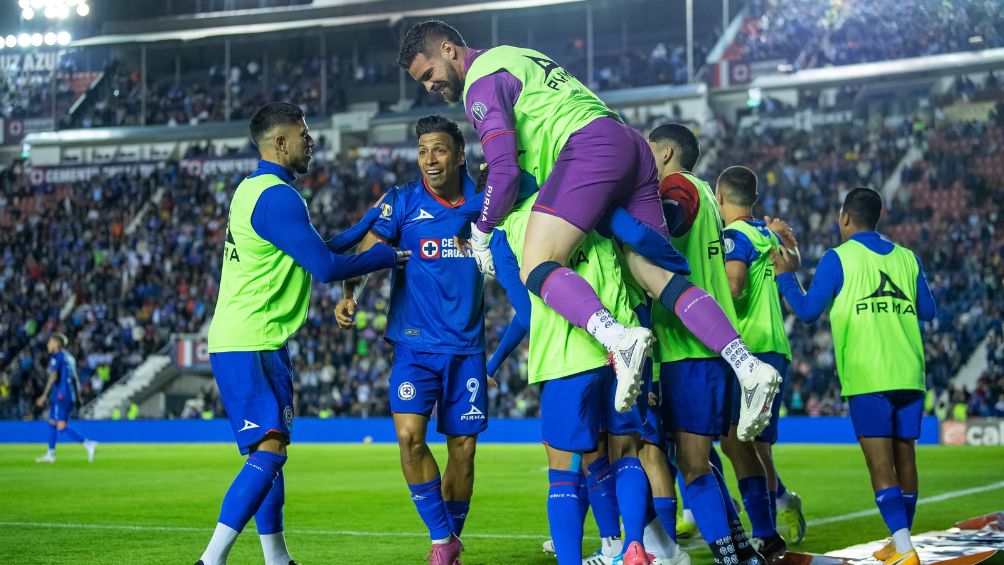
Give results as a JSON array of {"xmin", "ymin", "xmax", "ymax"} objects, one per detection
[
  {"xmin": 48, "ymin": 350, "xmax": 78, "ymax": 404},
  {"xmin": 371, "ymin": 167, "xmax": 485, "ymax": 354}
]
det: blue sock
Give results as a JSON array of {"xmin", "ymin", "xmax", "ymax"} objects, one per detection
[
  {"xmin": 408, "ymin": 476, "xmax": 452, "ymax": 540},
  {"xmin": 902, "ymin": 492, "xmax": 918, "ymax": 530},
  {"xmin": 875, "ymin": 487, "xmax": 909, "ymax": 535},
  {"xmin": 709, "ymin": 446, "xmax": 724, "ymax": 475},
  {"xmin": 48, "ymin": 424, "xmax": 57, "ymax": 450},
  {"xmin": 61, "ymin": 426, "xmax": 85, "ymax": 443},
  {"xmin": 776, "ymin": 476, "xmax": 788, "ymax": 498},
  {"xmin": 653, "ymin": 497, "xmax": 678, "ymax": 542},
  {"xmin": 685, "ymin": 473, "xmax": 732, "ymax": 543},
  {"xmin": 254, "ymin": 470, "xmax": 284, "ymax": 534},
  {"xmin": 577, "ymin": 477, "xmax": 591, "ymax": 524},
  {"xmin": 218, "ymin": 451, "xmax": 286, "ymax": 532},
  {"xmin": 444, "ymin": 500, "xmax": 471, "ymax": 537},
  {"xmin": 614, "ymin": 457, "xmax": 650, "ymax": 548},
  {"xmin": 711, "ymin": 464, "xmax": 741, "ymax": 523},
  {"xmin": 676, "ymin": 472, "xmax": 689, "ymax": 512},
  {"xmin": 586, "ymin": 456, "xmax": 621, "ymax": 539},
  {"xmin": 549, "ymin": 469, "xmax": 585, "ymax": 565},
  {"xmin": 738, "ymin": 476, "xmax": 775, "ymax": 538}
]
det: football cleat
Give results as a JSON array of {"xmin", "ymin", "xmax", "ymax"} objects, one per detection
[
  {"xmin": 610, "ymin": 327, "xmax": 655, "ymax": 413},
  {"xmin": 735, "ymin": 358, "xmax": 781, "ymax": 441},
  {"xmin": 873, "ymin": 541, "xmax": 896, "ymax": 562},
  {"xmin": 427, "ymin": 534, "xmax": 463, "ymax": 565},
  {"xmin": 883, "ymin": 548, "xmax": 919, "ymax": 565},
  {"xmin": 751, "ymin": 534, "xmax": 787, "ymax": 563},
  {"xmin": 777, "ymin": 490, "xmax": 807, "ymax": 545}
]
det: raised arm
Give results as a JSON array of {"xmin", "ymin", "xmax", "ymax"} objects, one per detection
[{"xmin": 252, "ymin": 185, "xmax": 405, "ymax": 283}]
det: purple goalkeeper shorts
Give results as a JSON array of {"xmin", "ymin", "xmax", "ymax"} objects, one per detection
[{"xmin": 533, "ymin": 117, "xmax": 668, "ymax": 237}]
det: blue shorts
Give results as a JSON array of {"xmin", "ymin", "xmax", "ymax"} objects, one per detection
[
  {"xmin": 728, "ymin": 352, "xmax": 789, "ymax": 443},
  {"xmin": 211, "ymin": 347, "xmax": 295, "ymax": 455},
  {"xmin": 390, "ymin": 346, "xmax": 488, "ymax": 437},
  {"xmin": 660, "ymin": 358, "xmax": 730, "ymax": 437},
  {"xmin": 848, "ymin": 390, "xmax": 925, "ymax": 439},
  {"xmin": 540, "ymin": 366, "xmax": 652, "ymax": 453},
  {"xmin": 49, "ymin": 400, "xmax": 73, "ymax": 423}
]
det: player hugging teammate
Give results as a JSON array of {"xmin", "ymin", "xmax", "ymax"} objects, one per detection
[{"xmin": 392, "ymin": 19, "xmax": 806, "ymax": 565}]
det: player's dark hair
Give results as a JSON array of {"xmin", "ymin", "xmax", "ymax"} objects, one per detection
[
  {"xmin": 475, "ymin": 164, "xmax": 489, "ymax": 194},
  {"xmin": 842, "ymin": 187, "xmax": 883, "ymax": 229},
  {"xmin": 398, "ymin": 20, "xmax": 467, "ymax": 69},
  {"xmin": 416, "ymin": 114, "xmax": 465, "ymax": 152},
  {"xmin": 51, "ymin": 332, "xmax": 68, "ymax": 347},
  {"xmin": 649, "ymin": 123, "xmax": 701, "ymax": 170},
  {"xmin": 717, "ymin": 166, "xmax": 758, "ymax": 207},
  {"xmin": 249, "ymin": 102, "xmax": 304, "ymax": 148}
]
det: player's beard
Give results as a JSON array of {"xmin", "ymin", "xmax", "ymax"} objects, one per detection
[
  {"xmin": 440, "ymin": 63, "xmax": 464, "ymax": 103},
  {"xmin": 291, "ymin": 153, "xmax": 310, "ymax": 175}
]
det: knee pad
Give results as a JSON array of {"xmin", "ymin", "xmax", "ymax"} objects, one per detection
[{"xmin": 525, "ymin": 261, "xmax": 562, "ymax": 298}]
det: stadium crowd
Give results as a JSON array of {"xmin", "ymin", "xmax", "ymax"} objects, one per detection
[
  {"xmin": 2, "ymin": 86, "xmax": 1002, "ymax": 423},
  {"xmin": 733, "ymin": 0, "xmax": 1004, "ymax": 68}
]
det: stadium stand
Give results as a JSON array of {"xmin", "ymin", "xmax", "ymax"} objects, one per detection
[
  {"xmin": 3, "ymin": 70, "xmax": 1002, "ymax": 422},
  {"xmin": 722, "ymin": 0, "xmax": 1004, "ymax": 72}
]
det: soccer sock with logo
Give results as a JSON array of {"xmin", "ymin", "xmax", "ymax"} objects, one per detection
[
  {"xmin": 47, "ymin": 424, "xmax": 57, "ymax": 454},
  {"xmin": 738, "ymin": 476, "xmax": 776, "ymax": 539},
  {"xmin": 903, "ymin": 491, "xmax": 918, "ymax": 529},
  {"xmin": 529, "ymin": 264, "xmax": 627, "ymax": 350},
  {"xmin": 408, "ymin": 476, "xmax": 452, "ymax": 541},
  {"xmin": 60, "ymin": 426, "xmax": 86, "ymax": 443},
  {"xmin": 586, "ymin": 456, "xmax": 622, "ymax": 539},
  {"xmin": 614, "ymin": 457, "xmax": 650, "ymax": 548},
  {"xmin": 686, "ymin": 474, "xmax": 733, "ymax": 552},
  {"xmin": 203, "ymin": 451, "xmax": 286, "ymax": 565},
  {"xmin": 875, "ymin": 487, "xmax": 913, "ymax": 552},
  {"xmin": 444, "ymin": 500, "xmax": 471, "ymax": 537},
  {"xmin": 711, "ymin": 465, "xmax": 757, "ymax": 558},
  {"xmin": 548, "ymin": 469, "xmax": 585, "ymax": 565},
  {"xmin": 256, "ymin": 471, "xmax": 292, "ymax": 565},
  {"xmin": 653, "ymin": 497, "xmax": 678, "ymax": 542},
  {"xmin": 659, "ymin": 277, "xmax": 741, "ymax": 355}
]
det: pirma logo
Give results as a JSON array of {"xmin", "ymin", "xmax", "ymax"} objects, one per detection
[
  {"xmin": 471, "ymin": 102, "xmax": 487, "ymax": 121},
  {"xmin": 398, "ymin": 381, "xmax": 416, "ymax": 400}
]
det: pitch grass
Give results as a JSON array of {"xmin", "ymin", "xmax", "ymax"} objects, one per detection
[{"xmin": 0, "ymin": 444, "xmax": 1002, "ymax": 564}]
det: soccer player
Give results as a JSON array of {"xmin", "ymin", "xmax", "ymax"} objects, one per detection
[
  {"xmin": 770, "ymin": 187, "xmax": 936, "ymax": 565},
  {"xmin": 397, "ymin": 20, "xmax": 779, "ymax": 439},
  {"xmin": 489, "ymin": 192, "xmax": 680, "ymax": 565},
  {"xmin": 647, "ymin": 124, "xmax": 767, "ymax": 565},
  {"xmin": 717, "ymin": 165, "xmax": 805, "ymax": 549},
  {"xmin": 334, "ymin": 115, "xmax": 485, "ymax": 565},
  {"xmin": 196, "ymin": 102, "xmax": 407, "ymax": 565},
  {"xmin": 481, "ymin": 164, "xmax": 689, "ymax": 565},
  {"xmin": 34, "ymin": 332, "xmax": 97, "ymax": 464}
]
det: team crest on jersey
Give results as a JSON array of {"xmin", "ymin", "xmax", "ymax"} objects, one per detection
[
  {"xmin": 471, "ymin": 102, "xmax": 487, "ymax": 121},
  {"xmin": 283, "ymin": 405, "xmax": 294, "ymax": 428},
  {"xmin": 398, "ymin": 381, "xmax": 416, "ymax": 401},
  {"xmin": 724, "ymin": 237, "xmax": 735, "ymax": 254},
  {"xmin": 420, "ymin": 239, "xmax": 441, "ymax": 259},
  {"xmin": 380, "ymin": 203, "xmax": 393, "ymax": 219}
]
